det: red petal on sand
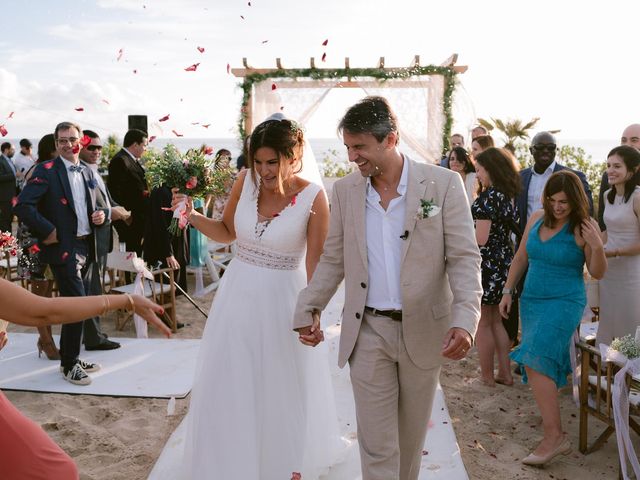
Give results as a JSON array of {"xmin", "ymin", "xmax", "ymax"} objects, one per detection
[
  {"xmin": 271, "ymin": 83, "xmax": 277, "ymax": 90},
  {"xmin": 321, "ymin": 52, "xmax": 326, "ymax": 62},
  {"xmin": 184, "ymin": 63, "xmax": 200, "ymax": 72},
  {"xmin": 0, "ymin": 125, "xmax": 7, "ymax": 137},
  {"xmin": 149, "ymin": 136, "xmax": 157, "ymax": 143},
  {"xmin": 159, "ymin": 114, "xmax": 170, "ymax": 122},
  {"xmin": 202, "ymin": 124, "xmax": 211, "ymax": 128},
  {"xmin": 322, "ymin": 39, "xmax": 328, "ymax": 46},
  {"xmin": 75, "ymin": 107, "xmax": 84, "ymax": 112},
  {"xmin": 172, "ymin": 129, "xmax": 184, "ymax": 137},
  {"xmin": 197, "ymin": 46, "xmax": 205, "ymax": 53}
]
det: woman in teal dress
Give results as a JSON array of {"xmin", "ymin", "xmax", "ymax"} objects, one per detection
[{"xmin": 499, "ymin": 171, "xmax": 606, "ymax": 467}]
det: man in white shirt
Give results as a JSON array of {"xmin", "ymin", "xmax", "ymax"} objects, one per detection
[
  {"xmin": 294, "ymin": 96, "xmax": 482, "ymax": 480},
  {"xmin": 13, "ymin": 138, "xmax": 35, "ymax": 191}
]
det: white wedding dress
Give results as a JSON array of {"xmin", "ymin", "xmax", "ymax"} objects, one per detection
[{"xmin": 153, "ymin": 175, "xmax": 345, "ymax": 479}]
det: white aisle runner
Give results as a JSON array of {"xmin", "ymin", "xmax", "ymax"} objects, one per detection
[{"xmin": 149, "ymin": 284, "xmax": 468, "ymax": 479}]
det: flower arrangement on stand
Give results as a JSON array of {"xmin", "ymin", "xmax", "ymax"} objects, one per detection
[
  {"xmin": 0, "ymin": 231, "xmax": 17, "ymax": 256},
  {"xmin": 145, "ymin": 145, "xmax": 234, "ymax": 234}
]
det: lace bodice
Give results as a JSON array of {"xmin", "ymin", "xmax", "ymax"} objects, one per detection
[{"xmin": 234, "ymin": 174, "xmax": 321, "ymax": 270}]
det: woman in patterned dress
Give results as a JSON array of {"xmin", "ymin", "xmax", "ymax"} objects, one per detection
[{"xmin": 471, "ymin": 147, "xmax": 521, "ymax": 386}]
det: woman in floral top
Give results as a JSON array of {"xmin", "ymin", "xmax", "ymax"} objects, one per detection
[{"xmin": 471, "ymin": 147, "xmax": 521, "ymax": 386}]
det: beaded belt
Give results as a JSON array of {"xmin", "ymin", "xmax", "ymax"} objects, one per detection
[{"xmin": 236, "ymin": 242, "xmax": 301, "ymax": 271}]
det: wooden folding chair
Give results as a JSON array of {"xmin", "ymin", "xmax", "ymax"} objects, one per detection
[
  {"xmin": 577, "ymin": 340, "xmax": 640, "ymax": 455},
  {"xmin": 106, "ymin": 252, "xmax": 178, "ymax": 333}
]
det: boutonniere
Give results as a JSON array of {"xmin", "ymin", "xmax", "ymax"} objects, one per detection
[
  {"xmin": 87, "ymin": 178, "xmax": 98, "ymax": 189},
  {"xmin": 416, "ymin": 198, "xmax": 441, "ymax": 220}
]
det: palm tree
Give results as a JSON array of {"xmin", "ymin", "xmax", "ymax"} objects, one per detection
[{"xmin": 477, "ymin": 117, "xmax": 544, "ymax": 153}]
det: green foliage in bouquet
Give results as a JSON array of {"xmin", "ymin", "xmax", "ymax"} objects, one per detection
[
  {"xmin": 610, "ymin": 335, "xmax": 640, "ymax": 360},
  {"xmin": 145, "ymin": 144, "xmax": 233, "ymax": 198},
  {"xmin": 144, "ymin": 145, "xmax": 235, "ymax": 234}
]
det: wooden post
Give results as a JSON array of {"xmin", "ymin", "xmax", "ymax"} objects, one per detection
[
  {"xmin": 345, "ymin": 57, "xmax": 350, "ymax": 81},
  {"xmin": 276, "ymin": 58, "xmax": 283, "ymax": 69},
  {"xmin": 310, "ymin": 57, "xmax": 316, "ymax": 69},
  {"xmin": 378, "ymin": 57, "xmax": 385, "ymax": 68}
]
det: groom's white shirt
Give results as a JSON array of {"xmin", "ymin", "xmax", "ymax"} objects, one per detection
[{"xmin": 364, "ymin": 155, "xmax": 408, "ymax": 310}]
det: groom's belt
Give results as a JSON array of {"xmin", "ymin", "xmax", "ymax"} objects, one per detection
[{"xmin": 364, "ymin": 306, "xmax": 403, "ymax": 321}]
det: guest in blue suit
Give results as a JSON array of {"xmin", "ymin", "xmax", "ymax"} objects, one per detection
[
  {"xmin": 506, "ymin": 132, "xmax": 594, "ymax": 346},
  {"xmin": 14, "ymin": 122, "xmax": 106, "ymax": 386}
]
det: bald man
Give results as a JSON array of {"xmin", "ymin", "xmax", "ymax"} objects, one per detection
[{"xmin": 597, "ymin": 123, "xmax": 640, "ymax": 230}]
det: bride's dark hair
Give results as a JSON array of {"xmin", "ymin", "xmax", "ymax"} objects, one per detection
[{"xmin": 248, "ymin": 119, "xmax": 305, "ymax": 195}]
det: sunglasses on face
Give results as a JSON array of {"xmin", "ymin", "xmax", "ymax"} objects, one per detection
[
  {"xmin": 86, "ymin": 145, "xmax": 103, "ymax": 152},
  {"xmin": 532, "ymin": 144, "xmax": 557, "ymax": 152}
]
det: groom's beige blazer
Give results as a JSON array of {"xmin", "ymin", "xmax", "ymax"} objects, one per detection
[{"xmin": 294, "ymin": 156, "xmax": 482, "ymax": 369}]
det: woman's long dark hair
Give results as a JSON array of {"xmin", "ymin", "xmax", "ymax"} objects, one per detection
[
  {"xmin": 542, "ymin": 170, "xmax": 589, "ymax": 231},
  {"xmin": 449, "ymin": 147, "xmax": 475, "ymax": 174},
  {"xmin": 474, "ymin": 147, "xmax": 521, "ymax": 199},
  {"xmin": 606, "ymin": 145, "xmax": 640, "ymax": 205}
]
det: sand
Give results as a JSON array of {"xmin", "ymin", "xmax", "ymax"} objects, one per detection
[{"xmin": 4, "ymin": 278, "xmax": 637, "ymax": 480}]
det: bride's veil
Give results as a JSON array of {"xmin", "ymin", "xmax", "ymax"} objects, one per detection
[{"xmin": 263, "ymin": 112, "xmax": 324, "ymax": 190}]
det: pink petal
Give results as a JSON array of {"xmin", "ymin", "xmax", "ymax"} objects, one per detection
[
  {"xmin": 184, "ymin": 63, "xmax": 200, "ymax": 72},
  {"xmin": 102, "ymin": 99, "xmax": 110, "ymax": 105},
  {"xmin": 240, "ymin": 15, "xmax": 245, "ymax": 19},
  {"xmin": 10, "ymin": 197, "xmax": 17, "ymax": 207},
  {"xmin": 271, "ymin": 83, "xmax": 277, "ymax": 90},
  {"xmin": 117, "ymin": 48, "xmax": 124, "ymax": 61},
  {"xmin": 321, "ymin": 52, "xmax": 327, "ymax": 62},
  {"xmin": 7, "ymin": 111, "xmax": 14, "ymax": 119},
  {"xmin": 60, "ymin": 198, "xmax": 68, "ymax": 205},
  {"xmin": 261, "ymin": 40, "xmax": 268, "ymax": 44},
  {"xmin": 172, "ymin": 129, "xmax": 184, "ymax": 137},
  {"xmin": 203, "ymin": 146, "xmax": 214, "ymax": 155},
  {"xmin": 43, "ymin": 161, "xmax": 54, "ymax": 170},
  {"xmin": 149, "ymin": 135, "xmax": 157, "ymax": 143},
  {"xmin": 75, "ymin": 107, "xmax": 84, "ymax": 112},
  {"xmin": 80, "ymin": 135, "xmax": 91, "ymax": 147},
  {"xmin": 226, "ymin": 63, "xmax": 230, "ymax": 74},
  {"xmin": 202, "ymin": 124, "xmax": 211, "ymax": 128},
  {"xmin": 159, "ymin": 114, "xmax": 170, "ymax": 122},
  {"xmin": 61, "ymin": 252, "xmax": 69, "ymax": 261},
  {"xmin": 197, "ymin": 46, "xmax": 205, "ymax": 53},
  {"xmin": 191, "ymin": 121, "xmax": 200, "ymax": 125},
  {"xmin": 0, "ymin": 125, "xmax": 7, "ymax": 137},
  {"xmin": 322, "ymin": 39, "xmax": 328, "ymax": 46},
  {"xmin": 133, "ymin": 69, "xmax": 138, "ymax": 74}
]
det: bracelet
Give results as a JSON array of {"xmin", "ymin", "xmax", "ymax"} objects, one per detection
[
  {"xmin": 124, "ymin": 293, "xmax": 135, "ymax": 313},
  {"xmin": 101, "ymin": 296, "xmax": 109, "ymax": 315},
  {"xmin": 502, "ymin": 287, "xmax": 514, "ymax": 295}
]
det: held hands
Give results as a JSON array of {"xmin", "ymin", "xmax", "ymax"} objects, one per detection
[
  {"xmin": 166, "ymin": 255, "xmax": 180, "ymax": 270},
  {"xmin": 441, "ymin": 327, "xmax": 472, "ymax": 360},
  {"xmin": 297, "ymin": 311, "xmax": 324, "ymax": 347},
  {"xmin": 130, "ymin": 294, "xmax": 172, "ymax": 338}
]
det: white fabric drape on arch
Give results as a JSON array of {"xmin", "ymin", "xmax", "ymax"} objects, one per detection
[{"xmin": 250, "ymin": 74, "xmax": 448, "ymax": 164}]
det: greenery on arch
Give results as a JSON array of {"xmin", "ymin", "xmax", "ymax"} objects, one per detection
[{"xmin": 237, "ymin": 65, "xmax": 458, "ymax": 155}]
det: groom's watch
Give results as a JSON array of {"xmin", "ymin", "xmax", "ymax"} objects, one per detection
[{"xmin": 502, "ymin": 287, "xmax": 514, "ymax": 295}]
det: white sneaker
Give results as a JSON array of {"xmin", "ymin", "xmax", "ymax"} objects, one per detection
[
  {"xmin": 59, "ymin": 359, "xmax": 101, "ymax": 374},
  {"xmin": 63, "ymin": 363, "xmax": 91, "ymax": 386}
]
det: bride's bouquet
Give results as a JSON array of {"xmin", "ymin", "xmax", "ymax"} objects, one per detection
[{"xmin": 145, "ymin": 145, "xmax": 234, "ymax": 234}]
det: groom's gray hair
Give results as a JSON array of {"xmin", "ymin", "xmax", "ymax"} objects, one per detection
[{"xmin": 338, "ymin": 96, "xmax": 399, "ymax": 144}]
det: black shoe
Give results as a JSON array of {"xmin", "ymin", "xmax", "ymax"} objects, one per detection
[
  {"xmin": 62, "ymin": 363, "xmax": 91, "ymax": 386},
  {"xmin": 85, "ymin": 339, "xmax": 121, "ymax": 351}
]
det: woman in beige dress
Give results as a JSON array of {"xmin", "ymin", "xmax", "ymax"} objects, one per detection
[{"xmin": 597, "ymin": 145, "xmax": 640, "ymax": 346}]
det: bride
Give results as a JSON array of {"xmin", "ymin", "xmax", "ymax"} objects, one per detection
[{"xmin": 153, "ymin": 118, "xmax": 344, "ymax": 479}]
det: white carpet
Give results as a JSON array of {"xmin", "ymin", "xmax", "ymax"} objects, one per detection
[
  {"xmin": 0, "ymin": 334, "xmax": 199, "ymax": 398},
  {"xmin": 149, "ymin": 284, "xmax": 468, "ymax": 479}
]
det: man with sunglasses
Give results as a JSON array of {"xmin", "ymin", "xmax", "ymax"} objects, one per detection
[
  {"xmin": 78, "ymin": 130, "xmax": 131, "ymax": 351},
  {"xmin": 508, "ymin": 132, "xmax": 593, "ymax": 351}
]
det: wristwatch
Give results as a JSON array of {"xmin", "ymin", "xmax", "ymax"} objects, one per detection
[{"xmin": 502, "ymin": 287, "xmax": 514, "ymax": 295}]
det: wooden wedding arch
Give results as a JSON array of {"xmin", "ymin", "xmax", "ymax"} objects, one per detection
[{"xmin": 231, "ymin": 54, "xmax": 467, "ymax": 156}]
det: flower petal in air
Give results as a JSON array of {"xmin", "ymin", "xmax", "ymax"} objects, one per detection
[
  {"xmin": 102, "ymin": 99, "xmax": 110, "ymax": 105},
  {"xmin": 61, "ymin": 252, "xmax": 69, "ymax": 261},
  {"xmin": 202, "ymin": 124, "xmax": 211, "ymax": 128},
  {"xmin": 271, "ymin": 83, "xmax": 277, "ymax": 90},
  {"xmin": 322, "ymin": 39, "xmax": 328, "ymax": 46},
  {"xmin": 60, "ymin": 198, "xmax": 68, "ymax": 205},
  {"xmin": 322, "ymin": 52, "xmax": 327, "ymax": 62},
  {"xmin": 0, "ymin": 125, "xmax": 7, "ymax": 137},
  {"xmin": 43, "ymin": 161, "xmax": 54, "ymax": 170},
  {"xmin": 117, "ymin": 48, "xmax": 124, "ymax": 61},
  {"xmin": 184, "ymin": 63, "xmax": 200, "ymax": 72},
  {"xmin": 75, "ymin": 107, "xmax": 84, "ymax": 112},
  {"xmin": 172, "ymin": 129, "xmax": 184, "ymax": 137},
  {"xmin": 203, "ymin": 146, "xmax": 214, "ymax": 155},
  {"xmin": 159, "ymin": 114, "xmax": 170, "ymax": 122},
  {"xmin": 7, "ymin": 111, "xmax": 14, "ymax": 119},
  {"xmin": 197, "ymin": 46, "xmax": 205, "ymax": 53},
  {"xmin": 149, "ymin": 135, "xmax": 157, "ymax": 143},
  {"xmin": 226, "ymin": 63, "xmax": 230, "ymax": 74},
  {"xmin": 28, "ymin": 244, "xmax": 40, "ymax": 254},
  {"xmin": 10, "ymin": 197, "xmax": 17, "ymax": 207},
  {"xmin": 80, "ymin": 135, "xmax": 91, "ymax": 147}
]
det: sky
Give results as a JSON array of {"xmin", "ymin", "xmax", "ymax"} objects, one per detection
[{"xmin": 1, "ymin": 0, "xmax": 639, "ymax": 150}]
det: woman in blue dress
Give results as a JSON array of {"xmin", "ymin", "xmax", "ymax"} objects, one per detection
[{"xmin": 499, "ymin": 170, "xmax": 606, "ymax": 467}]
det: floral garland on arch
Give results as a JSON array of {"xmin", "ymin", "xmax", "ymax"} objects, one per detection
[
  {"xmin": 145, "ymin": 145, "xmax": 234, "ymax": 234},
  {"xmin": 237, "ymin": 65, "xmax": 457, "ymax": 155}
]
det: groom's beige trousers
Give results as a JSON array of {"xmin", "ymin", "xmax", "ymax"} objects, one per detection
[{"xmin": 349, "ymin": 312, "xmax": 441, "ymax": 480}]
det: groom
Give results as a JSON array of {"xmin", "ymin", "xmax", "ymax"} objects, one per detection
[{"xmin": 294, "ymin": 96, "xmax": 482, "ymax": 480}]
